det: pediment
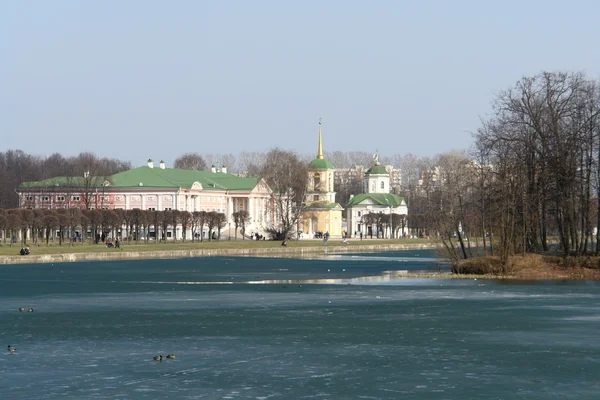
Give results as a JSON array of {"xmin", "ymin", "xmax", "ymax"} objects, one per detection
[
  {"xmin": 252, "ymin": 179, "xmax": 273, "ymax": 194},
  {"xmin": 191, "ymin": 181, "xmax": 203, "ymax": 190},
  {"xmin": 358, "ymin": 198, "xmax": 376, "ymax": 205}
]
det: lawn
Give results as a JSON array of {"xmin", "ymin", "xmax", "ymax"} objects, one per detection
[{"xmin": 0, "ymin": 237, "xmax": 434, "ymax": 257}]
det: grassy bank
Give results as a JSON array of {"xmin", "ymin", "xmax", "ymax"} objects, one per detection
[
  {"xmin": 0, "ymin": 238, "xmax": 440, "ymax": 265},
  {"xmin": 455, "ymin": 254, "xmax": 600, "ymax": 280},
  {"xmin": 0, "ymin": 238, "xmax": 434, "ymax": 256}
]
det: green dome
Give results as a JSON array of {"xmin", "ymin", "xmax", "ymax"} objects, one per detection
[
  {"xmin": 365, "ymin": 165, "xmax": 388, "ymax": 175},
  {"xmin": 308, "ymin": 158, "xmax": 335, "ymax": 169}
]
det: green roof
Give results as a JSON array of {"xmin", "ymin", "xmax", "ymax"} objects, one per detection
[
  {"xmin": 365, "ymin": 165, "xmax": 388, "ymax": 175},
  {"xmin": 345, "ymin": 193, "xmax": 405, "ymax": 207},
  {"xmin": 109, "ymin": 166, "xmax": 261, "ymax": 191},
  {"xmin": 20, "ymin": 166, "xmax": 264, "ymax": 192},
  {"xmin": 18, "ymin": 176, "xmax": 103, "ymax": 188},
  {"xmin": 308, "ymin": 158, "xmax": 335, "ymax": 170},
  {"xmin": 305, "ymin": 202, "xmax": 344, "ymax": 211}
]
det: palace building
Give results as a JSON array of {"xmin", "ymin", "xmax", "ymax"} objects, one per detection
[{"xmin": 16, "ymin": 160, "xmax": 273, "ymax": 240}]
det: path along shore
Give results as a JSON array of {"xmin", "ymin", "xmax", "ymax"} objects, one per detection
[{"xmin": 0, "ymin": 242, "xmax": 439, "ymax": 265}]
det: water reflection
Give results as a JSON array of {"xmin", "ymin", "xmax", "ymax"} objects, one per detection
[{"xmin": 141, "ymin": 269, "xmax": 452, "ymax": 286}]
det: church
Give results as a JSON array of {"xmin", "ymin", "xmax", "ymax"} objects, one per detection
[
  {"xmin": 299, "ymin": 120, "xmax": 344, "ymax": 238},
  {"xmin": 345, "ymin": 151, "xmax": 408, "ymax": 238}
]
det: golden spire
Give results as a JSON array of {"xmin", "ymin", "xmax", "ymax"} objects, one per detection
[{"xmin": 317, "ymin": 117, "xmax": 324, "ymax": 160}]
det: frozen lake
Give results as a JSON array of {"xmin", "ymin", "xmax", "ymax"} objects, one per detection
[{"xmin": 1, "ymin": 250, "xmax": 599, "ymax": 399}]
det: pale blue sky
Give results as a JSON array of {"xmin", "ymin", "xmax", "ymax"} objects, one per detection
[{"xmin": 2, "ymin": 0, "xmax": 600, "ymax": 166}]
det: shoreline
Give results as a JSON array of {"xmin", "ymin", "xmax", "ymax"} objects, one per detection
[{"xmin": 0, "ymin": 242, "xmax": 439, "ymax": 265}]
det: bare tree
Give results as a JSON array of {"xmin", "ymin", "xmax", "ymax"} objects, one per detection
[
  {"xmin": 180, "ymin": 211, "xmax": 192, "ymax": 242},
  {"xmin": 206, "ymin": 211, "xmax": 218, "ymax": 241},
  {"xmin": 232, "ymin": 210, "xmax": 250, "ymax": 240},
  {"xmin": 254, "ymin": 148, "xmax": 308, "ymax": 240},
  {"xmin": 174, "ymin": 153, "xmax": 207, "ymax": 171},
  {"xmin": 237, "ymin": 152, "xmax": 265, "ymax": 176},
  {"xmin": 215, "ymin": 212, "xmax": 227, "ymax": 240},
  {"xmin": 195, "ymin": 211, "xmax": 208, "ymax": 241},
  {"xmin": 43, "ymin": 210, "xmax": 58, "ymax": 245}
]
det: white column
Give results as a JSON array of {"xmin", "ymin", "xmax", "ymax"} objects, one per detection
[
  {"xmin": 141, "ymin": 194, "xmax": 146, "ymax": 210},
  {"xmin": 124, "ymin": 194, "xmax": 129, "ymax": 210},
  {"xmin": 158, "ymin": 194, "xmax": 162, "ymax": 211},
  {"xmin": 248, "ymin": 197, "xmax": 254, "ymax": 223},
  {"xmin": 172, "ymin": 194, "xmax": 177, "ymax": 210},
  {"xmin": 227, "ymin": 197, "xmax": 233, "ymax": 222}
]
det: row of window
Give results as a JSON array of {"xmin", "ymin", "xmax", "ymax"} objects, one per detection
[
  {"xmin": 28, "ymin": 195, "xmax": 111, "ymax": 202},
  {"xmin": 26, "ymin": 195, "xmax": 250, "ymax": 209}
]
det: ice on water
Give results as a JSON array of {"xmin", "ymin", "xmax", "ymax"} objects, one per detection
[{"xmin": 2, "ymin": 250, "xmax": 600, "ymax": 399}]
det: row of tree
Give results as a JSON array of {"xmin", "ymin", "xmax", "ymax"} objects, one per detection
[
  {"xmin": 409, "ymin": 71, "xmax": 600, "ymax": 264},
  {"xmin": 0, "ymin": 208, "xmax": 251, "ymax": 246},
  {"xmin": 0, "ymin": 151, "xmax": 131, "ymax": 209}
]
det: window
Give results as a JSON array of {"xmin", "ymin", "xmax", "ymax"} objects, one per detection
[
  {"xmin": 314, "ymin": 195, "xmax": 320, "ymax": 201},
  {"xmin": 56, "ymin": 196, "xmax": 65, "ymax": 201},
  {"xmin": 164, "ymin": 207, "xmax": 172, "ymax": 211},
  {"xmin": 72, "ymin": 196, "xmax": 80, "ymax": 201},
  {"xmin": 101, "ymin": 205, "xmax": 109, "ymax": 210},
  {"xmin": 313, "ymin": 173, "xmax": 321, "ymax": 191},
  {"xmin": 115, "ymin": 196, "xmax": 122, "ymax": 201},
  {"xmin": 147, "ymin": 196, "xmax": 154, "ymax": 201},
  {"xmin": 102, "ymin": 196, "xmax": 109, "ymax": 202},
  {"xmin": 42, "ymin": 196, "xmax": 49, "ymax": 202},
  {"xmin": 380, "ymin": 181, "xmax": 385, "ymax": 190},
  {"xmin": 357, "ymin": 211, "xmax": 361, "ymax": 217},
  {"xmin": 148, "ymin": 207, "xmax": 156, "ymax": 211},
  {"xmin": 26, "ymin": 196, "xmax": 33, "ymax": 201}
]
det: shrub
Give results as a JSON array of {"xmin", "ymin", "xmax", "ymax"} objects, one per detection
[{"xmin": 453, "ymin": 256, "xmax": 504, "ymax": 275}]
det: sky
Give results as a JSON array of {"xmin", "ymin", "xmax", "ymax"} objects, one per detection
[{"xmin": 2, "ymin": 0, "xmax": 600, "ymax": 167}]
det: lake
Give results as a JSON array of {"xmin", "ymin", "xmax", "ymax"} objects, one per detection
[{"xmin": 1, "ymin": 249, "xmax": 599, "ymax": 399}]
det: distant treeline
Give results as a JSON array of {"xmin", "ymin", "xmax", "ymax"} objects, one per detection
[
  {"xmin": 0, "ymin": 151, "xmax": 131, "ymax": 209},
  {"xmin": 0, "ymin": 149, "xmax": 434, "ymax": 209}
]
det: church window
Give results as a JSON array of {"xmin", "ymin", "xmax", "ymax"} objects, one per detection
[
  {"xmin": 380, "ymin": 181, "xmax": 385, "ymax": 190},
  {"xmin": 314, "ymin": 173, "xmax": 321, "ymax": 191},
  {"xmin": 371, "ymin": 182, "xmax": 375, "ymax": 191}
]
